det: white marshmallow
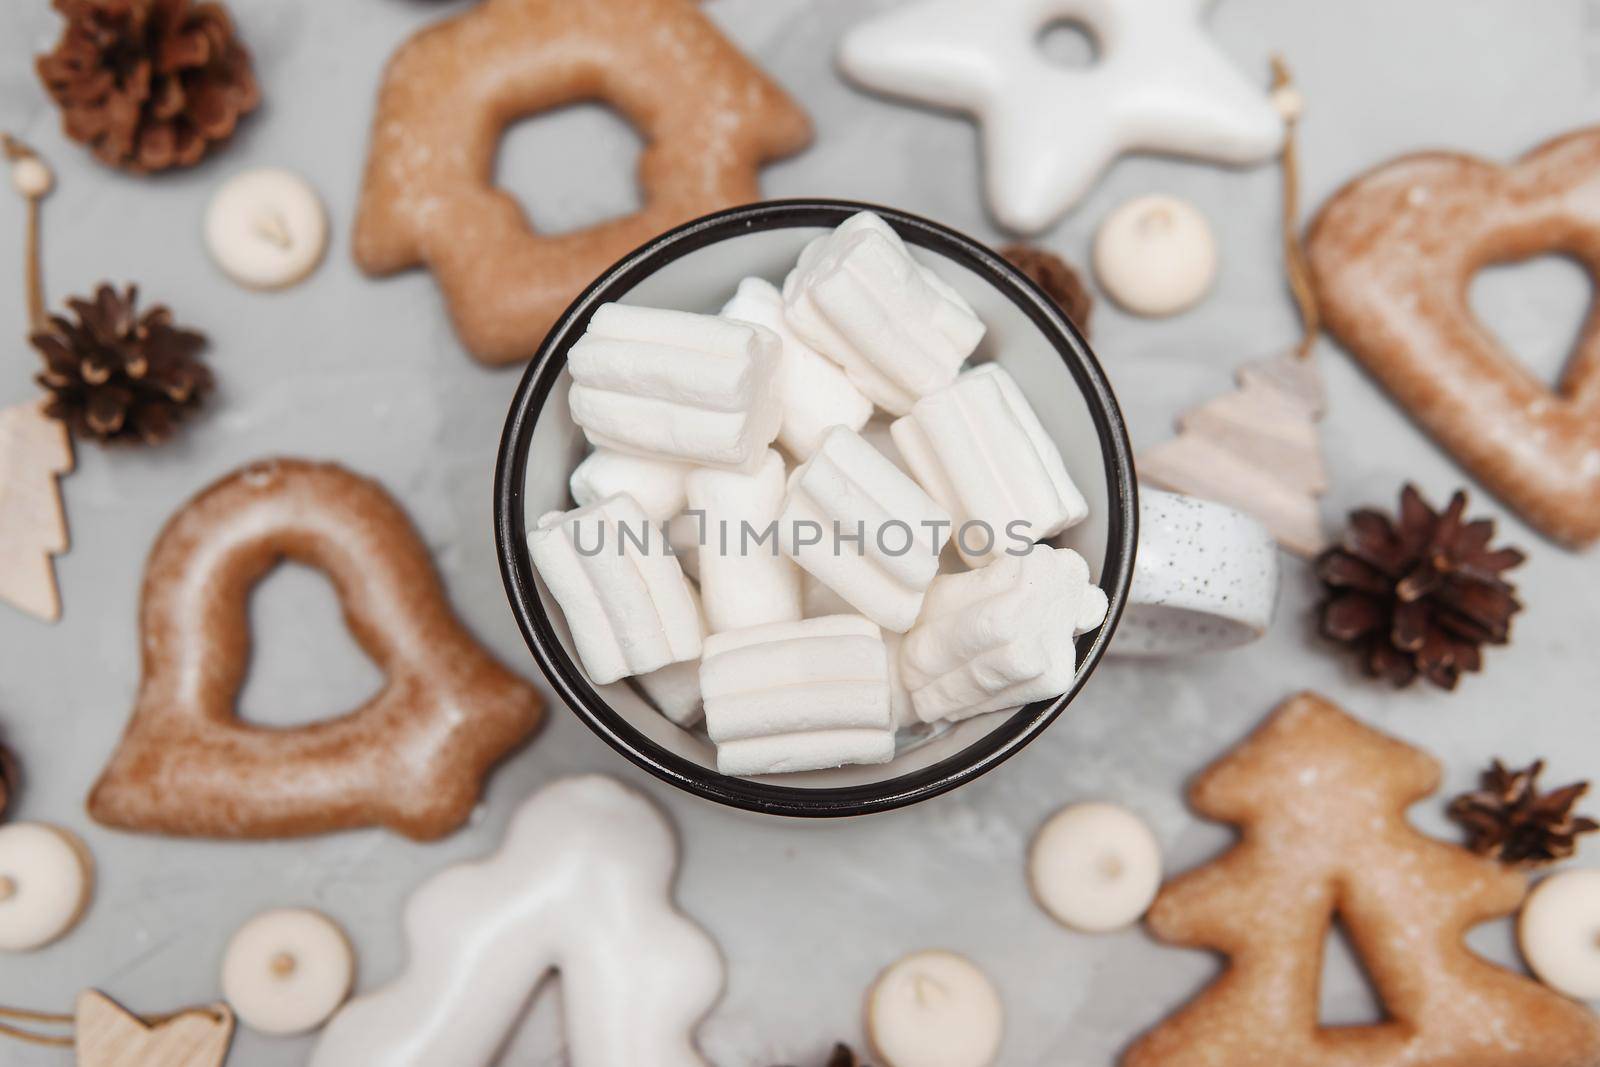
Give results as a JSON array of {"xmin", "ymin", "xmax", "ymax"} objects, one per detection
[
  {"xmin": 701, "ymin": 615, "xmax": 895, "ymax": 775},
  {"xmin": 801, "ymin": 575, "xmax": 916, "ymax": 730},
  {"xmin": 716, "ymin": 729, "xmax": 895, "ymax": 777},
  {"xmin": 720, "ymin": 277, "xmax": 873, "ymax": 458},
  {"xmin": 859, "ymin": 417, "xmax": 912, "ymax": 475},
  {"xmin": 528, "ymin": 494, "xmax": 702, "ymax": 685},
  {"xmin": 686, "ymin": 450, "xmax": 801, "ymax": 634},
  {"xmin": 883, "ymin": 629, "xmax": 917, "ymax": 731},
  {"xmin": 780, "ymin": 426, "xmax": 952, "ymax": 633},
  {"xmin": 901, "ymin": 544, "xmax": 1107, "ymax": 723},
  {"xmin": 568, "ymin": 303, "xmax": 783, "ymax": 473},
  {"xmin": 783, "ymin": 212, "xmax": 985, "ymax": 415},
  {"xmin": 634, "ymin": 658, "xmax": 704, "ymax": 728},
  {"xmin": 633, "ymin": 584, "xmax": 707, "ymax": 727},
  {"xmin": 892, "ymin": 364, "xmax": 1088, "ymax": 566},
  {"xmin": 665, "ymin": 512, "xmax": 701, "ymax": 582},
  {"xmin": 570, "ymin": 450, "xmax": 690, "ymax": 523}
]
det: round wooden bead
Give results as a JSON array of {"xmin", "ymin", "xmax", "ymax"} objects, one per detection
[
  {"xmin": 867, "ymin": 950, "xmax": 1003, "ymax": 1067},
  {"xmin": 1519, "ymin": 869, "xmax": 1600, "ymax": 1001},
  {"xmin": 1029, "ymin": 801, "xmax": 1162, "ymax": 932},
  {"xmin": 0, "ymin": 822, "xmax": 92, "ymax": 951},
  {"xmin": 222, "ymin": 907, "xmax": 354, "ymax": 1035},
  {"xmin": 11, "ymin": 157, "xmax": 53, "ymax": 199},
  {"xmin": 204, "ymin": 168, "xmax": 329, "ymax": 290},
  {"xmin": 1093, "ymin": 194, "xmax": 1217, "ymax": 317}
]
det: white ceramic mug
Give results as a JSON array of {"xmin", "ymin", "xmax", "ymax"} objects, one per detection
[
  {"xmin": 495, "ymin": 200, "xmax": 1276, "ymax": 815},
  {"xmin": 1114, "ymin": 487, "xmax": 1280, "ymax": 657}
]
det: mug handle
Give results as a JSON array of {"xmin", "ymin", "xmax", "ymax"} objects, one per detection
[{"xmin": 1109, "ymin": 487, "xmax": 1282, "ymax": 658}]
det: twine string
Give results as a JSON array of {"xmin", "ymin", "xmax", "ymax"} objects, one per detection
[
  {"xmin": 1270, "ymin": 57, "xmax": 1320, "ymax": 359},
  {"xmin": 2, "ymin": 133, "xmax": 48, "ymax": 332},
  {"xmin": 0, "ymin": 1005, "xmax": 74, "ymax": 1048},
  {"xmin": 0, "ymin": 1001, "xmax": 230, "ymax": 1049}
]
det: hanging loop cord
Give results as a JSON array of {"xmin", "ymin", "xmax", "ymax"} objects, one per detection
[{"xmin": 1270, "ymin": 58, "xmax": 1319, "ymax": 359}]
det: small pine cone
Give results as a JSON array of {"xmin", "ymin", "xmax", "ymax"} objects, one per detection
[
  {"xmin": 31, "ymin": 283, "xmax": 214, "ymax": 446},
  {"xmin": 36, "ymin": 0, "xmax": 260, "ymax": 173},
  {"xmin": 1001, "ymin": 244, "xmax": 1093, "ymax": 338},
  {"xmin": 0, "ymin": 742, "xmax": 18, "ymax": 822},
  {"xmin": 1316, "ymin": 485, "xmax": 1524, "ymax": 690},
  {"xmin": 770, "ymin": 1045, "xmax": 872, "ymax": 1067}
]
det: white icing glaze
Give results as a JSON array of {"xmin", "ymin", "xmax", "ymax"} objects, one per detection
[
  {"xmin": 867, "ymin": 950, "xmax": 1003, "ymax": 1067},
  {"xmin": 204, "ymin": 168, "xmax": 329, "ymax": 290},
  {"xmin": 222, "ymin": 907, "xmax": 354, "ymax": 1035},
  {"xmin": 0, "ymin": 822, "xmax": 92, "ymax": 952},
  {"xmin": 838, "ymin": 0, "xmax": 1283, "ymax": 233},
  {"xmin": 310, "ymin": 776, "xmax": 723, "ymax": 1067},
  {"xmin": 1519, "ymin": 869, "xmax": 1600, "ymax": 1001},
  {"xmin": 1028, "ymin": 801, "xmax": 1162, "ymax": 932},
  {"xmin": 1093, "ymin": 194, "xmax": 1217, "ymax": 316}
]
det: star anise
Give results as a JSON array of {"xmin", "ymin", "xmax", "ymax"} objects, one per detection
[
  {"xmin": 1315, "ymin": 484, "xmax": 1524, "ymax": 690},
  {"xmin": 1448, "ymin": 759, "xmax": 1598, "ymax": 866}
]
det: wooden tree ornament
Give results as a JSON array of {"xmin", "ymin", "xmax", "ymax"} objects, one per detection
[
  {"xmin": 1138, "ymin": 61, "xmax": 1329, "ymax": 556},
  {"xmin": 1125, "ymin": 692, "xmax": 1600, "ymax": 1067},
  {"xmin": 1, "ymin": 136, "xmax": 73, "ymax": 622},
  {"xmin": 0, "ymin": 399, "xmax": 72, "ymax": 620}
]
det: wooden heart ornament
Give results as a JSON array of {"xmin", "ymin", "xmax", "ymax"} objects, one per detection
[
  {"xmin": 1308, "ymin": 128, "xmax": 1600, "ymax": 548},
  {"xmin": 88, "ymin": 459, "xmax": 543, "ymax": 840},
  {"xmin": 74, "ymin": 992, "xmax": 233, "ymax": 1067}
]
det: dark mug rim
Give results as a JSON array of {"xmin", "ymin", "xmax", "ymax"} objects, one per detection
[{"xmin": 493, "ymin": 198, "xmax": 1138, "ymax": 817}]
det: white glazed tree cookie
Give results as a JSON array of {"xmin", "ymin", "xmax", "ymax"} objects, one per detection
[{"xmin": 311, "ymin": 776, "xmax": 724, "ymax": 1067}]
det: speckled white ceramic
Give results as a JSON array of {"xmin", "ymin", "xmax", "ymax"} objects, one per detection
[{"xmin": 1113, "ymin": 487, "xmax": 1280, "ymax": 657}]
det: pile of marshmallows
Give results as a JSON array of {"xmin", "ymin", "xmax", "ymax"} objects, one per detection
[{"xmin": 530, "ymin": 212, "xmax": 1108, "ymax": 777}]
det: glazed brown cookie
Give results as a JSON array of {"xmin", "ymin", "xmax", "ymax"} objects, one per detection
[
  {"xmin": 1125, "ymin": 691, "xmax": 1600, "ymax": 1067},
  {"xmin": 1308, "ymin": 128, "xmax": 1600, "ymax": 549},
  {"xmin": 88, "ymin": 459, "xmax": 543, "ymax": 840},
  {"xmin": 354, "ymin": 0, "xmax": 812, "ymax": 365}
]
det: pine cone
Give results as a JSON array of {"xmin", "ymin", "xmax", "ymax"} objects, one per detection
[
  {"xmin": 1448, "ymin": 759, "xmax": 1598, "ymax": 866},
  {"xmin": 31, "ymin": 284, "xmax": 213, "ymax": 445},
  {"xmin": 0, "ymin": 742, "xmax": 18, "ymax": 822},
  {"xmin": 36, "ymin": 0, "xmax": 260, "ymax": 173},
  {"xmin": 1002, "ymin": 244, "xmax": 1092, "ymax": 338},
  {"xmin": 1315, "ymin": 485, "xmax": 1523, "ymax": 690},
  {"xmin": 771, "ymin": 1045, "xmax": 872, "ymax": 1067}
]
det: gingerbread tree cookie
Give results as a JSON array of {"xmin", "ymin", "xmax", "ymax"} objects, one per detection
[
  {"xmin": 354, "ymin": 0, "xmax": 811, "ymax": 365},
  {"xmin": 1126, "ymin": 691, "xmax": 1600, "ymax": 1067}
]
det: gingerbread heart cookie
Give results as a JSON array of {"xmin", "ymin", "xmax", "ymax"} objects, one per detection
[
  {"xmin": 1308, "ymin": 128, "xmax": 1600, "ymax": 548},
  {"xmin": 354, "ymin": 0, "xmax": 812, "ymax": 366},
  {"xmin": 88, "ymin": 459, "xmax": 543, "ymax": 840}
]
